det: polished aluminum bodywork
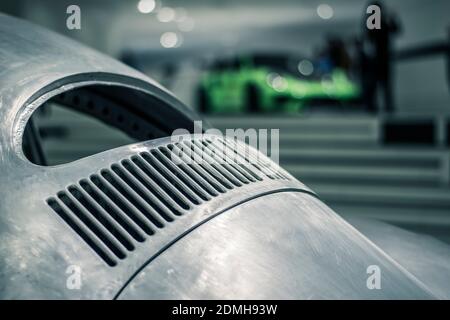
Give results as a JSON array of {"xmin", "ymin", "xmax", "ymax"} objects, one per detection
[
  {"xmin": 118, "ymin": 192, "xmax": 433, "ymax": 299},
  {"xmin": 0, "ymin": 14, "xmax": 443, "ymax": 299}
]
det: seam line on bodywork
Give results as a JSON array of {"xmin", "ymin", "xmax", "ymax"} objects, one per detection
[{"xmin": 113, "ymin": 187, "xmax": 317, "ymax": 299}]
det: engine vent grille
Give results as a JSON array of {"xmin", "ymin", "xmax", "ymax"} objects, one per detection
[{"xmin": 46, "ymin": 137, "xmax": 289, "ymax": 266}]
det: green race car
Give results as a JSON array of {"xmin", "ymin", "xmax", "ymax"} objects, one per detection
[{"xmin": 197, "ymin": 54, "xmax": 360, "ymax": 113}]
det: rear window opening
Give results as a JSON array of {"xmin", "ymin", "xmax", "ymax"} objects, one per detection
[
  {"xmin": 24, "ymin": 102, "xmax": 136, "ymax": 166},
  {"xmin": 22, "ymin": 84, "xmax": 196, "ymax": 166}
]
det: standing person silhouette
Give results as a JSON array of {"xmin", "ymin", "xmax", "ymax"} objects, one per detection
[
  {"xmin": 447, "ymin": 26, "xmax": 450, "ymax": 91},
  {"xmin": 364, "ymin": 1, "xmax": 401, "ymax": 113}
]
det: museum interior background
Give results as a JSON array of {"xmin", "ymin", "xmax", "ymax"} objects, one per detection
[{"xmin": 1, "ymin": 0, "xmax": 450, "ymax": 242}]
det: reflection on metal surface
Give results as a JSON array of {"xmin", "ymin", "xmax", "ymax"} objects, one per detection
[
  {"xmin": 119, "ymin": 192, "xmax": 434, "ymax": 299},
  {"xmin": 0, "ymin": 13, "xmax": 445, "ymax": 300},
  {"xmin": 45, "ymin": 136, "xmax": 293, "ymax": 267},
  {"xmin": 347, "ymin": 217, "xmax": 450, "ymax": 299}
]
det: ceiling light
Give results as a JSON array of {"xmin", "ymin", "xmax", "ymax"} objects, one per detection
[
  {"xmin": 137, "ymin": 0, "xmax": 156, "ymax": 14},
  {"xmin": 298, "ymin": 60, "xmax": 314, "ymax": 76},
  {"xmin": 157, "ymin": 7, "xmax": 175, "ymax": 22},
  {"xmin": 178, "ymin": 17, "xmax": 195, "ymax": 32},
  {"xmin": 160, "ymin": 32, "xmax": 179, "ymax": 48},
  {"xmin": 317, "ymin": 4, "xmax": 334, "ymax": 20}
]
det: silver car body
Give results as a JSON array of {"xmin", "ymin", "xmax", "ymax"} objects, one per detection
[{"xmin": 0, "ymin": 14, "xmax": 447, "ymax": 299}]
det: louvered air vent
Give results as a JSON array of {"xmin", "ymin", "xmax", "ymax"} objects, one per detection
[{"xmin": 46, "ymin": 137, "xmax": 290, "ymax": 266}]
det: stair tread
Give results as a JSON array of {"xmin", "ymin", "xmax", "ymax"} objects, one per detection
[
  {"xmin": 280, "ymin": 148, "xmax": 446, "ymax": 159},
  {"xmin": 285, "ymin": 165, "xmax": 439, "ymax": 179},
  {"xmin": 312, "ymin": 183, "xmax": 450, "ymax": 202}
]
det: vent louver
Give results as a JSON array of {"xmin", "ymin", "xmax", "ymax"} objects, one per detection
[{"xmin": 46, "ymin": 137, "xmax": 290, "ymax": 266}]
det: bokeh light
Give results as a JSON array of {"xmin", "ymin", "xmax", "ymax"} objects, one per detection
[
  {"xmin": 157, "ymin": 7, "xmax": 175, "ymax": 22},
  {"xmin": 137, "ymin": 0, "xmax": 156, "ymax": 14},
  {"xmin": 317, "ymin": 4, "xmax": 334, "ymax": 20},
  {"xmin": 298, "ymin": 59, "xmax": 314, "ymax": 76},
  {"xmin": 160, "ymin": 32, "xmax": 180, "ymax": 48},
  {"xmin": 178, "ymin": 17, "xmax": 195, "ymax": 32}
]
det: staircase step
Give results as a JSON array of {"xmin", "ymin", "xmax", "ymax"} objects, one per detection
[
  {"xmin": 279, "ymin": 133, "xmax": 375, "ymax": 142},
  {"xmin": 207, "ymin": 115, "xmax": 377, "ymax": 134},
  {"xmin": 337, "ymin": 205, "xmax": 450, "ymax": 226},
  {"xmin": 312, "ymin": 183, "xmax": 450, "ymax": 208},
  {"xmin": 286, "ymin": 165, "xmax": 440, "ymax": 186},
  {"xmin": 279, "ymin": 148, "xmax": 443, "ymax": 168},
  {"xmin": 207, "ymin": 115, "xmax": 377, "ymax": 126}
]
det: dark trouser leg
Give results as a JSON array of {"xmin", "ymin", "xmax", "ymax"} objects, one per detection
[
  {"xmin": 380, "ymin": 63, "xmax": 394, "ymax": 113},
  {"xmin": 364, "ymin": 80, "xmax": 377, "ymax": 113},
  {"xmin": 381, "ymin": 77, "xmax": 394, "ymax": 113}
]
